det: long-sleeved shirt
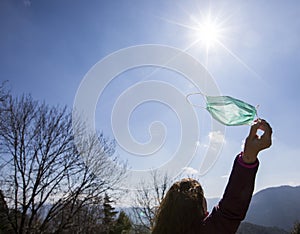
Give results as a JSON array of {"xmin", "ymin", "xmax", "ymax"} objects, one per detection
[{"xmin": 200, "ymin": 153, "xmax": 259, "ymax": 233}]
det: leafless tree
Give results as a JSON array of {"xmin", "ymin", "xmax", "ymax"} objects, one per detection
[
  {"xmin": 0, "ymin": 81, "xmax": 9, "ymax": 113},
  {"xmin": 0, "ymin": 93, "xmax": 126, "ymax": 233},
  {"xmin": 131, "ymin": 171, "xmax": 171, "ymax": 232}
]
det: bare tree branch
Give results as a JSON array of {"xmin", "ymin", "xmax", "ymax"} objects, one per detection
[
  {"xmin": 0, "ymin": 93, "xmax": 127, "ymax": 233},
  {"xmin": 131, "ymin": 171, "xmax": 172, "ymax": 231}
]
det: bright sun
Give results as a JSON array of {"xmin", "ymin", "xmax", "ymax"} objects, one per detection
[
  {"xmin": 160, "ymin": 11, "xmax": 226, "ymax": 51},
  {"xmin": 195, "ymin": 16, "xmax": 223, "ymax": 50},
  {"xmin": 162, "ymin": 10, "xmax": 260, "ymax": 78}
]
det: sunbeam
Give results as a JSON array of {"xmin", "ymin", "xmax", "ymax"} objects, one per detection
[
  {"xmin": 215, "ymin": 40, "xmax": 262, "ymax": 80},
  {"xmin": 158, "ymin": 9, "xmax": 262, "ymax": 81}
]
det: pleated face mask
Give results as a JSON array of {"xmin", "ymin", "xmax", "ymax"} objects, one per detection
[{"xmin": 187, "ymin": 93, "xmax": 257, "ymax": 126}]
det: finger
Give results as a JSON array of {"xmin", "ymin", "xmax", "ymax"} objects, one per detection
[
  {"xmin": 259, "ymin": 120, "xmax": 272, "ymax": 135},
  {"xmin": 260, "ymin": 121, "xmax": 273, "ymax": 146},
  {"xmin": 248, "ymin": 120, "xmax": 261, "ymax": 139}
]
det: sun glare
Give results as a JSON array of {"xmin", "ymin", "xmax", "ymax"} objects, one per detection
[
  {"xmin": 195, "ymin": 16, "xmax": 223, "ymax": 50},
  {"xmin": 160, "ymin": 9, "xmax": 262, "ymax": 78},
  {"xmin": 198, "ymin": 22, "xmax": 219, "ymax": 47}
]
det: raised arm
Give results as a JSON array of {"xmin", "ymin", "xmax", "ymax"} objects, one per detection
[{"xmin": 203, "ymin": 119, "xmax": 273, "ymax": 234}]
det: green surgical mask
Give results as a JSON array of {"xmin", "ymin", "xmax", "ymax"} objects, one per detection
[{"xmin": 187, "ymin": 93, "xmax": 257, "ymax": 126}]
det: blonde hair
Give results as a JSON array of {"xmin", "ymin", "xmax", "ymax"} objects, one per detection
[{"xmin": 152, "ymin": 178, "xmax": 206, "ymax": 234}]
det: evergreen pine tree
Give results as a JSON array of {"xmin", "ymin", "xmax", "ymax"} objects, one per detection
[
  {"xmin": 113, "ymin": 211, "xmax": 132, "ymax": 234},
  {"xmin": 103, "ymin": 193, "xmax": 118, "ymax": 233},
  {"xmin": 0, "ymin": 190, "xmax": 13, "ymax": 233},
  {"xmin": 291, "ymin": 221, "xmax": 300, "ymax": 234}
]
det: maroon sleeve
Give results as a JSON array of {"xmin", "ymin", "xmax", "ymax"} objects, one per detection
[{"xmin": 201, "ymin": 153, "xmax": 259, "ymax": 234}]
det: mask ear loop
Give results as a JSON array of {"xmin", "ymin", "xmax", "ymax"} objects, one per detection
[
  {"xmin": 255, "ymin": 104, "xmax": 261, "ymax": 122},
  {"xmin": 186, "ymin": 92, "xmax": 207, "ymax": 109},
  {"xmin": 250, "ymin": 104, "xmax": 261, "ymax": 125}
]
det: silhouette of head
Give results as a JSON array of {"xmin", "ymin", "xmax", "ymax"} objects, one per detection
[{"xmin": 152, "ymin": 178, "xmax": 207, "ymax": 234}]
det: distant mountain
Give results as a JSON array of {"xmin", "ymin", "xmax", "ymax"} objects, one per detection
[
  {"xmin": 237, "ymin": 222, "xmax": 289, "ymax": 234},
  {"xmin": 207, "ymin": 185, "xmax": 300, "ymax": 232},
  {"xmin": 245, "ymin": 185, "xmax": 300, "ymax": 231},
  {"xmin": 120, "ymin": 185, "xmax": 300, "ymax": 232}
]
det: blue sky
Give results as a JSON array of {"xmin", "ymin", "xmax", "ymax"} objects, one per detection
[{"xmin": 1, "ymin": 0, "xmax": 300, "ymax": 198}]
